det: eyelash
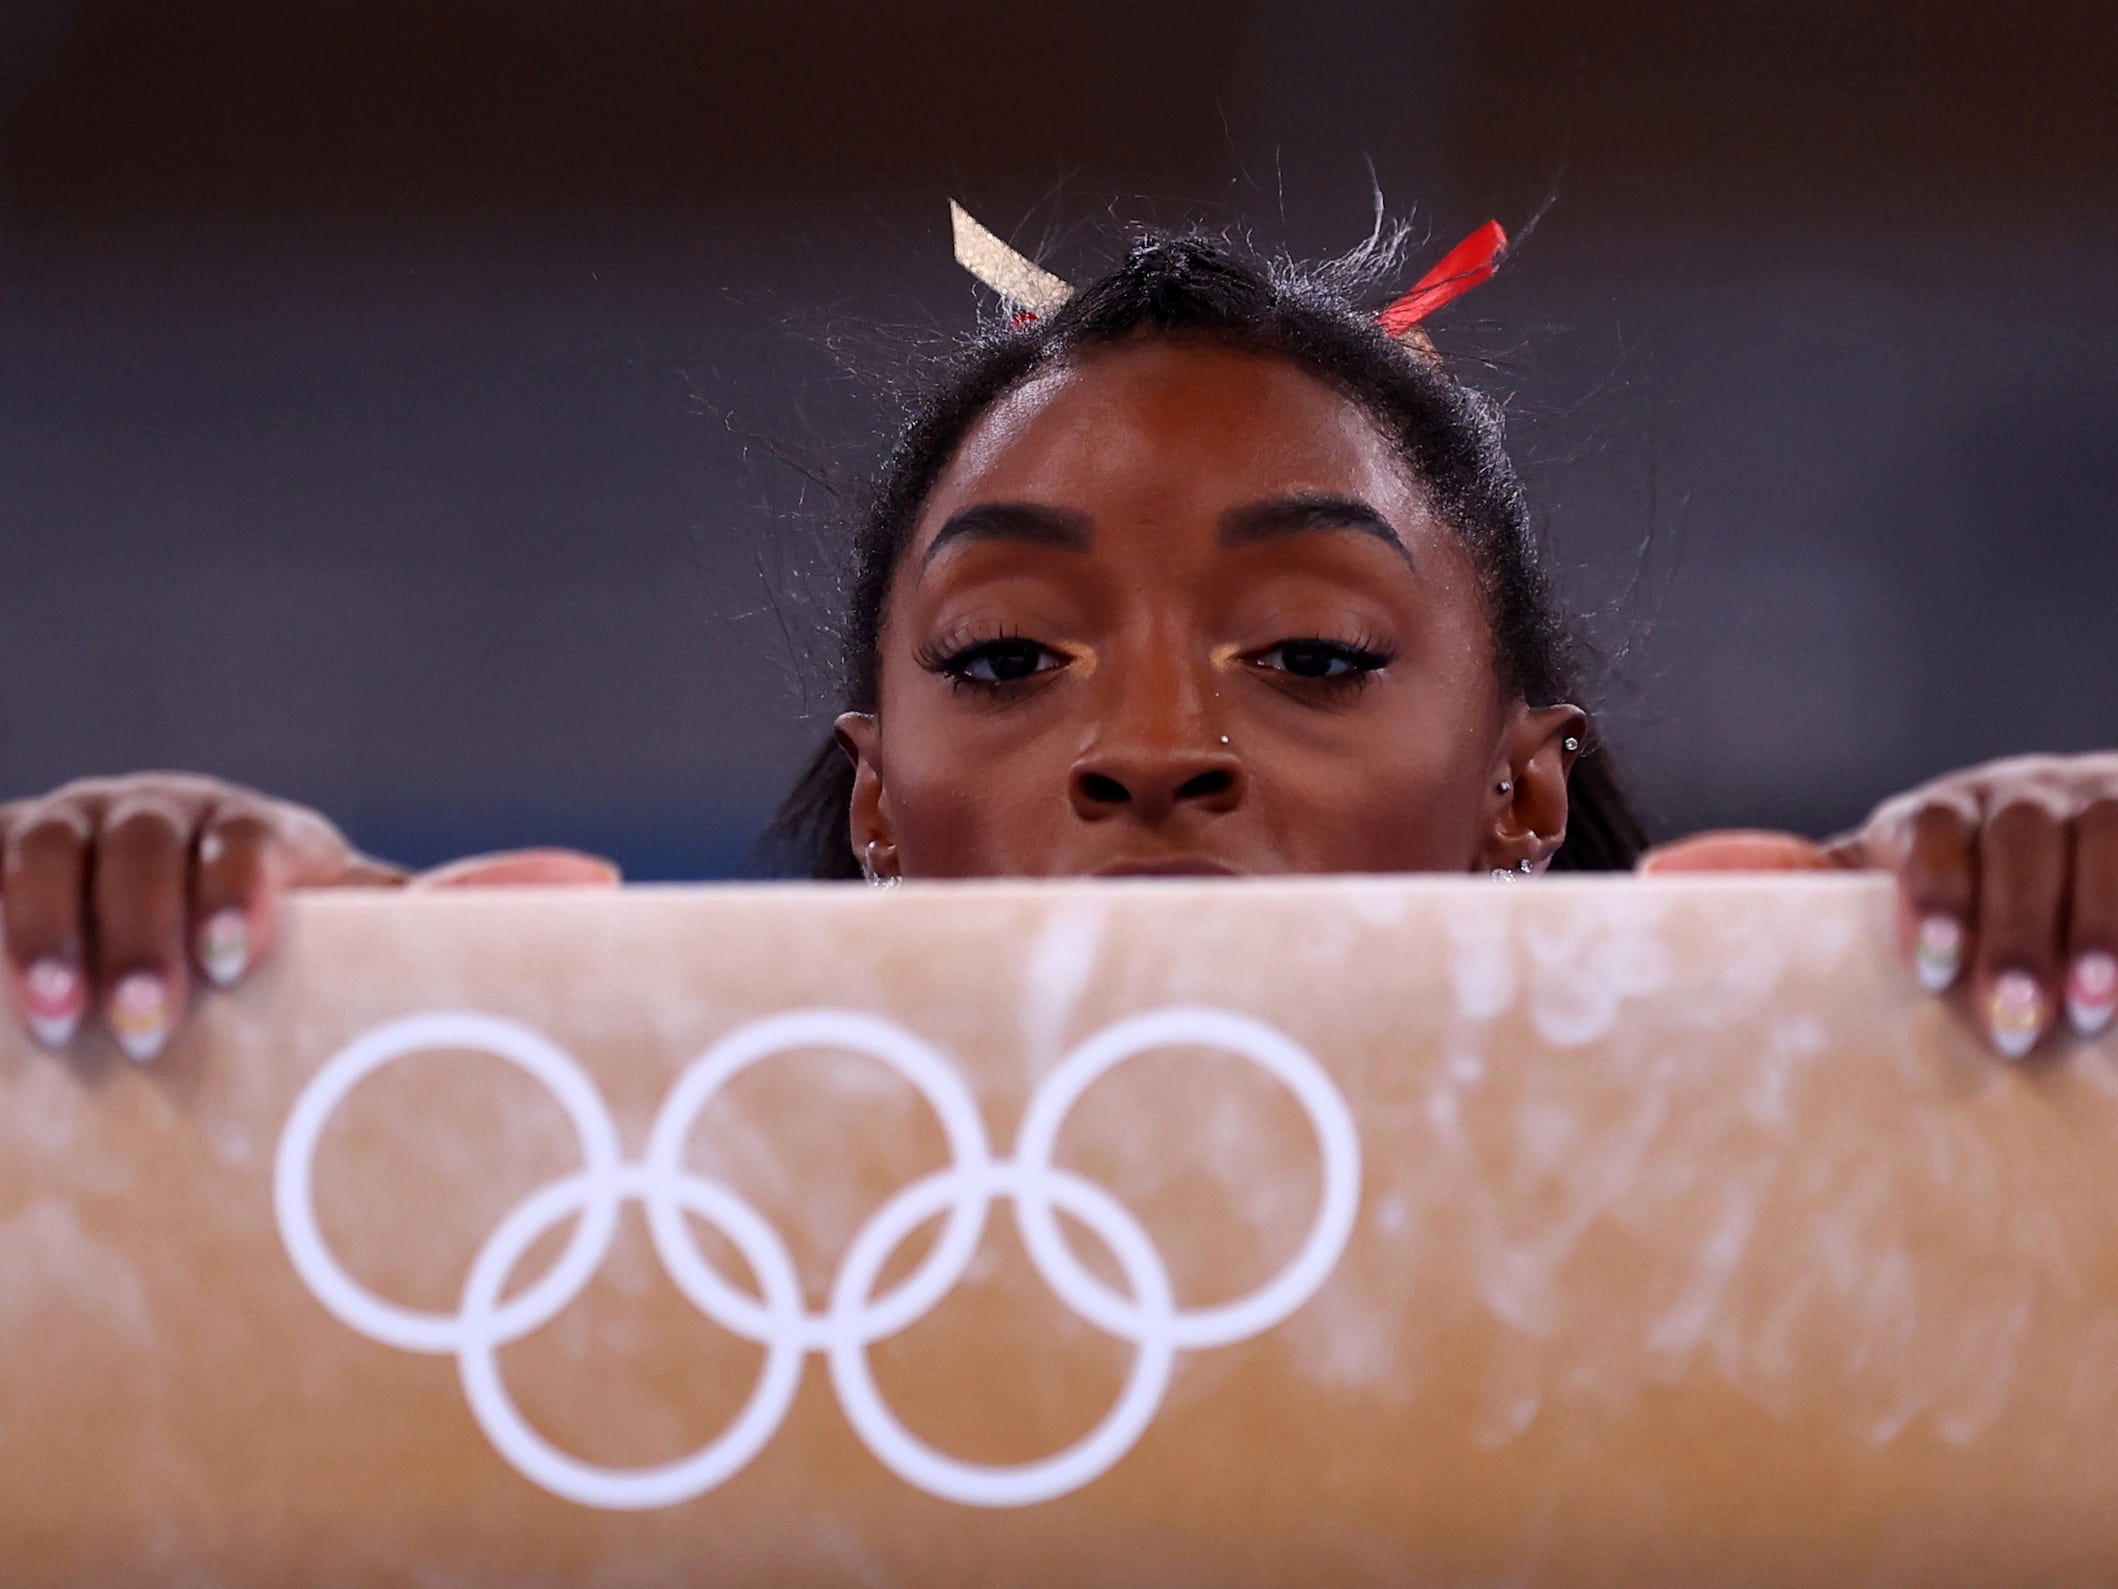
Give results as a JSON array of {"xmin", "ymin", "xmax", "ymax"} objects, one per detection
[
  {"xmin": 1250, "ymin": 633, "xmax": 1396, "ymax": 691},
  {"xmin": 914, "ymin": 627, "xmax": 1069, "ymax": 694},
  {"xmin": 914, "ymin": 627, "xmax": 1395, "ymax": 696}
]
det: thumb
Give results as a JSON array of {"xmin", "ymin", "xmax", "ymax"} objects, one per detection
[
  {"xmin": 1637, "ymin": 829, "xmax": 1842, "ymax": 875},
  {"xmin": 408, "ymin": 848, "xmax": 623, "ymax": 890}
]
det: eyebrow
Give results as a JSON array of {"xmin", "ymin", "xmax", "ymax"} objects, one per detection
[
  {"xmin": 921, "ymin": 502, "xmax": 1094, "ymax": 567},
  {"xmin": 1216, "ymin": 492, "xmax": 1411, "ymax": 564},
  {"xmin": 917, "ymin": 491, "xmax": 1411, "ymax": 571}
]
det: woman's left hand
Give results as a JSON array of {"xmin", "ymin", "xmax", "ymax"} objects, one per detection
[{"xmin": 1642, "ymin": 752, "xmax": 2118, "ymax": 1059}]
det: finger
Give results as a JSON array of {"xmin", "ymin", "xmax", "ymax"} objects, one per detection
[
  {"xmin": 1892, "ymin": 794, "xmax": 1980, "ymax": 997},
  {"xmin": 190, "ymin": 804, "xmax": 283, "ymax": 990},
  {"xmin": 90, "ymin": 795, "xmax": 198, "ymax": 1063},
  {"xmin": 1, "ymin": 801, "xmax": 93, "ymax": 1049},
  {"xmin": 1637, "ymin": 830, "xmax": 1839, "ymax": 873},
  {"xmin": 336, "ymin": 855, "xmax": 412, "ymax": 888},
  {"xmin": 1972, "ymin": 792, "xmax": 2070, "ymax": 1060},
  {"xmin": 2065, "ymin": 795, "xmax": 2118, "ymax": 1038},
  {"xmin": 409, "ymin": 849, "xmax": 623, "ymax": 890}
]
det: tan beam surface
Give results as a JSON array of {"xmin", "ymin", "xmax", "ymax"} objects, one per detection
[{"xmin": 3, "ymin": 876, "xmax": 2115, "ymax": 1585}]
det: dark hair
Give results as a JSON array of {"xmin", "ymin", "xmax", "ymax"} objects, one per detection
[{"xmin": 760, "ymin": 225, "xmax": 1647, "ymax": 877}]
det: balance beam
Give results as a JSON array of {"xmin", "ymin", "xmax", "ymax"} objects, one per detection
[{"xmin": 4, "ymin": 877, "xmax": 2114, "ymax": 1585}]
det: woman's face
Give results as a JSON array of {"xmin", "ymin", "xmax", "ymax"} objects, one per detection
[{"xmin": 838, "ymin": 339, "xmax": 1581, "ymax": 879}]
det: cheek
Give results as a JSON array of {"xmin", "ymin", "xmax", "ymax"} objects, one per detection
[
  {"xmin": 876, "ymin": 686, "xmax": 1080, "ymax": 878},
  {"xmin": 1241, "ymin": 662, "xmax": 1500, "ymax": 872},
  {"xmin": 1252, "ymin": 726, "xmax": 1488, "ymax": 871}
]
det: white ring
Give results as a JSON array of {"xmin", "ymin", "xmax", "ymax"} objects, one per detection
[
  {"xmin": 274, "ymin": 1011, "xmax": 625, "ymax": 1355},
  {"xmin": 1012, "ymin": 1006, "xmax": 1361, "ymax": 1349},
  {"xmin": 643, "ymin": 1010, "xmax": 993, "ymax": 1352},
  {"xmin": 827, "ymin": 1163, "xmax": 1176, "ymax": 1508},
  {"xmin": 277, "ymin": 1004, "xmax": 1360, "ymax": 1510},
  {"xmin": 456, "ymin": 1167, "xmax": 807, "ymax": 1511}
]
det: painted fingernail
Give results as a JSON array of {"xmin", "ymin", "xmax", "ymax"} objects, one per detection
[
  {"xmin": 108, "ymin": 973, "xmax": 171, "ymax": 1064},
  {"xmin": 1915, "ymin": 914, "xmax": 1965, "ymax": 992},
  {"xmin": 1986, "ymin": 971, "xmax": 2048, "ymax": 1060},
  {"xmin": 198, "ymin": 911, "xmax": 250, "ymax": 988},
  {"xmin": 22, "ymin": 959, "xmax": 86, "ymax": 1049},
  {"xmin": 2067, "ymin": 950, "xmax": 2117, "ymax": 1038}
]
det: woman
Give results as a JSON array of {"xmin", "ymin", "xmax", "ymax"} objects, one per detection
[{"xmin": 3, "ymin": 219, "xmax": 2113, "ymax": 1062}]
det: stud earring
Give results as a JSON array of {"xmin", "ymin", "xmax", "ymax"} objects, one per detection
[
  {"xmin": 1563, "ymin": 735, "xmax": 1581, "ymax": 753},
  {"xmin": 1489, "ymin": 858, "xmax": 1535, "ymax": 881},
  {"xmin": 1497, "ymin": 778, "xmax": 1513, "ymax": 795}
]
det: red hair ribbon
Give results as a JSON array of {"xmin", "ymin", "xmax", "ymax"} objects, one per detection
[{"xmin": 1376, "ymin": 220, "xmax": 1508, "ymax": 338}]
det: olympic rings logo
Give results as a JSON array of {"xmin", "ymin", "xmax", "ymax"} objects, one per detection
[{"xmin": 273, "ymin": 1006, "xmax": 1361, "ymax": 1511}]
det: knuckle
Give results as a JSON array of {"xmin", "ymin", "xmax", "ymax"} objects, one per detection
[
  {"xmin": 2077, "ymin": 794, "xmax": 2118, "ymax": 843},
  {"xmin": 198, "ymin": 808, "xmax": 278, "ymax": 874},
  {"xmin": 1983, "ymin": 792, "xmax": 2068, "ymax": 851},
  {"xmin": 97, "ymin": 798, "xmax": 190, "ymax": 862},
  {"xmin": 1907, "ymin": 798, "xmax": 1977, "ymax": 846},
  {"xmin": 1900, "ymin": 804, "xmax": 1976, "ymax": 896},
  {"xmin": 204, "ymin": 805, "xmax": 277, "ymax": 848},
  {"xmin": 48, "ymin": 775, "xmax": 121, "ymax": 808},
  {"xmin": 4, "ymin": 805, "xmax": 92, "ymax": 878},
  {"xmin": 2004, "ymin": 753, "xmax": 2072, "ymax": 784},
  {"xmin": 15, "ymin": 802, "xmax": 94, "ymax": 851}
]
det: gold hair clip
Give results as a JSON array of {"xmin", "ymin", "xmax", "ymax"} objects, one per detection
[{"xmin": 948, "ymin": 201, "xmax": 1074, "ymax": 318}]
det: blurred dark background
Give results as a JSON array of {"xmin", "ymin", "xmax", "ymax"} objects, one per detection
[{"xmin": 2, "ymin": 0, "xmax": 2113, "ymax": 876}]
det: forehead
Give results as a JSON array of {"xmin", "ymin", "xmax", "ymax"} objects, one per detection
[{"xmin": 913, "ymin": 340, "xmax": 1430, "ymax": 543}]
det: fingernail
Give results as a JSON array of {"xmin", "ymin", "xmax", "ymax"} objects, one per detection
[
  {"xmin": 108, "ymin": 973, "xmax": 170, "ymax": 1063},
  {"xmin": 198, "ymin": 910, "xmax": 250, "ymax": 988},
  {"xmin": 22, "ymin": 958, "xmax": 85, "ymax": 1049},
  {"xmin": 1915, "ymin": 914, "xmax": 1965, "ymax": 992},
  {"xmin": 2068, "ymin": 950, "xmax": 2117, "ymax": 1038},
  {"xmin": 1986, "ymin": 971, "xmax": 2048, "ymax": 1060}
]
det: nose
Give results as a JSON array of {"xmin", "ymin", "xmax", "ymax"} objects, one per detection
[
  {"xmin": 1068, "ymin": 740, "xmax": 1248, "ymax": 827},
  {"xmin": 1067, "ymin": 628, "xmax": 1248, "ymax": 828}
]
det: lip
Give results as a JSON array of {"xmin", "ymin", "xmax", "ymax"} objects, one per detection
[{"xmin": 1087, "ymin": 856, "xmax": 1248, "ymax": 878}]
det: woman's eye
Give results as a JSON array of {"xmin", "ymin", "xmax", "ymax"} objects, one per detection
[
  {"xmin": 949, "ymin": 638, "xmax": 1063, "ymax": 684},
  {"xmin": 1256, "ymin": 639, "xmax": 1389, "ymax": 682}
]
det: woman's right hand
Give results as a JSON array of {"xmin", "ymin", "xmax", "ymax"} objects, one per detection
[
  {"xmin": 0, "ymin": 773, "xmax": 617, "ymax": 1061},
  {"xmin": 0, "ymin": 774, "xmax": 406, "ymax": 1061}
]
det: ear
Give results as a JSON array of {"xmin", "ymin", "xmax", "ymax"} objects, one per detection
[
  {"xmin": 834, "ymin": 711, "xmax": 898, "ymax": 878},
  {"xmin": 1482, "ymin": 703, "xmax": 1586, "ymax": 874}
]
